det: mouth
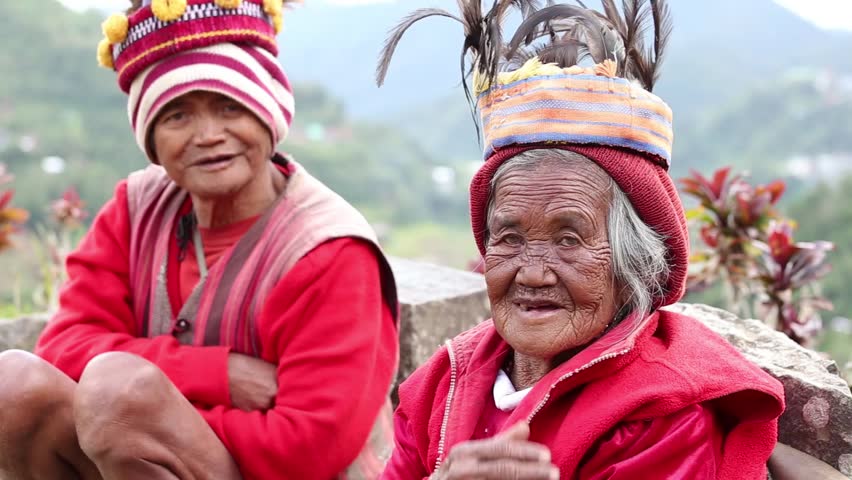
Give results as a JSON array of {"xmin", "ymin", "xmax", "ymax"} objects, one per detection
[
  {"xmin": 194, "ymin": 154, "xmax": 236, "ymax": 170},
  {"xmin": 514, "ymin": 299, "xmax": 563, "ymax": 313}
]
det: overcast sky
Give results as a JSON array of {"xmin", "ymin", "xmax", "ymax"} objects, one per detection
[{"xmin": 57, "ymin": 0, "xmax": 852, "ymax": 31}]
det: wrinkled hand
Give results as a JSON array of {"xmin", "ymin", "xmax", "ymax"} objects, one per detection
[
  {"xmin": 434, "ymin": 422, "xmax": 558, "ymax": 480},
  {"xmin": 227, "ymin": 353, "xmax": 278, "ymax": 411}
]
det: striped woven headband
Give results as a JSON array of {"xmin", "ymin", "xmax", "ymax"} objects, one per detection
[
  {"xmin": 476, "ymin": 64, "xmax": 674, "ymax": 168},
  {"xmin": 114, "ymin": 2, "xmax": 270, "ymax": 58},
  {"xmin": 97, "ymin": 0, "xmax": 284, "ymax": 93}
]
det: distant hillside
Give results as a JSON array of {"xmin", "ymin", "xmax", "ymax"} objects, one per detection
[
  {"xmin": 788, "ymin": 174, "xmax": 852, "ymax": 324},
  {"xmin": 0, "ymin": 0, "xmax": 141, "ymax": 218},
  {"xmin": 679, "ymin": 73, "xmax": 852, "ymax": 180},
  {"xmin": 278, "ymin": 0, "xmax": 852, "ymax": 118},
  {"xmin": 0, "ymin": 0, "xmax": 462, "ymax": 228}
]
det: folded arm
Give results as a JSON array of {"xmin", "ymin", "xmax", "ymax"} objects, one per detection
[
  {"xmin": 200, "ymin": 238, "xmax": 398, "ymax": 480},
  {"xmin": 36, "ymin": 181, "xmax": 231, "ymax": 407}
]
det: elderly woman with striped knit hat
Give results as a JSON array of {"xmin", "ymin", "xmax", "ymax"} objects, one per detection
[
  {"xmin": 377, "ymin": 1, "xmax": 787, "ymax": 479},
  {"xmin": 0, "ymin": 1, "xmax": 398, "ymax": 479}
]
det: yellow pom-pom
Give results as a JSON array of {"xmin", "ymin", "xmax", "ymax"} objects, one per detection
[
  {"xmin": 97, "ymin": 39, "xmax": 114, "ymax": 69},
  {"xmin": 215, "ymin": 0, "xmax": 242, "ymax": 8},
  {"xmin": 271, "ymin": 13, "xmax": 283, "ymax": 33},
  {"xmin": 101, "ymin": 13, "xmax": 129, "ymax": 44},
  {"xmin": 151, "ymin": 0, "xmax": 187, "ymax": 22},
  {"xmin": 263, "ymin": 0, "xmax": 283, "ymax": 16}
]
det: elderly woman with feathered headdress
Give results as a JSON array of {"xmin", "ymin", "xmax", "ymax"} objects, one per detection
[{"xmin": 377, "ymin": 1, "xmax": 786, "ymax": 478}]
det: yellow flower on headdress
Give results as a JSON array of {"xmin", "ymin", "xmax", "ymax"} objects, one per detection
[
  {"xmin": 215, "ymin": 0, "xmax": 242, "ymax": 8},
  {"xmin": 271, "ymin": 13, "xmax": 283, "ymax": 33},
  {"xmin": 97, "ymin": 39, "xmax": 114, "ymax": 69},
  {"xmin": 151, "ymin": 0, "xmax": 188, "ymax": 22},
  {"xmin": 263, "ymin": 0, "xmax": 283, "ymax": 16},
  {"xmin": 488, "ymin": 58, "xmax": 563, "ymax": 93},
  {"xmin": 263, "ymin": 0, "xmax": 285, "ymax": 32},
  {"xmin": 102, "ymin": 13, "xmax": 129, "ymax": 44}
]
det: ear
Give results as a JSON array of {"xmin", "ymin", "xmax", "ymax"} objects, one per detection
[
  {"xmin": 613, "ymin": 279, "xmax": 632, "ymax": 313},
  {"xmin": 146, "ymin": 132, "xmax": 160, "ymax": 165}
]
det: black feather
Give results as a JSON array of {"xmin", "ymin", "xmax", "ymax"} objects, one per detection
[
  {"xmin": 376, "ymin": 8, "xmax": 463, "ymax": 87},
  {"xmin": 505, "ymin": 4, "xmax": 605, "ymax": 68},
  {"xmin": 600, "ymin": 0, "xmax": 627, "ymax": 36},
  {"xmin": 648, "ymin": 0, "xmax": 673, "ymax": 86},
  {"xmin": 535, "ymin": 38, "xmax": 587, "ymax": 67},
  {"xmin": 375, "ymin": 0, "xmax": 672, "ymax": 141}
]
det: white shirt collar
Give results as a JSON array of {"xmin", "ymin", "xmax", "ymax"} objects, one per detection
[{"xmin": 493, "ymin": 369, "xmax": 533, "ymax": 412}]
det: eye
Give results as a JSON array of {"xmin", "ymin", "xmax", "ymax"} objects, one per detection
[
  {"xmin": 493, "ymin": 233, "xmax": 523, "ymax": 246},
  {"xmin": 159, "ymin": 109, "xmax": 186, "ymax": 125},
  {"xmin": 222, "ymin": 101, "xmax": 246, "ymax": 116},
  {"xmin": 557, "ymin": 235, "xmax": 579, "ymax": 247}
]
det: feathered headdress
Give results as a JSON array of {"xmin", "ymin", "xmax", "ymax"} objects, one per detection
[
  {"xmin": 376, "ymin": 0, "xmax": 674, "ymax": 167},
  {"xmin": 379, "ymin": 1, "xmax": 692, "ymax": 309}
]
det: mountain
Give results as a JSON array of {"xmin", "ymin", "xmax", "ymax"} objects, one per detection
[
  {"xmin": 368, "ymin": 2, "xmax": 852, "ymax": 174},
  {"xmin": 0, "ymin": 0, "xmax": 462, "ymax": 228},
  {"xmin": 277, "ymin": 0, "xmax": 852, "ymax": 119}
]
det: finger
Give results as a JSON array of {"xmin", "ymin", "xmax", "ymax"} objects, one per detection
[
  {"xmin": 452, "ymin": 459, "xmax": 559, "ymax": 480},
  {"xmin": 495, "ymin": 422, "xmax": 530, "ymax": 441},
  {"xmin": 450, "ymin": 439, "xmax": 551, "ymax": 463}
]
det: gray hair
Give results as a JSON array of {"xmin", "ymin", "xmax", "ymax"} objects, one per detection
[{"xmin": 485, "ymin": 149, "xmax": 670, "ymax": 318}]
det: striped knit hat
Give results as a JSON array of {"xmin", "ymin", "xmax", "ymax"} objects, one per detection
[{"xmin": 97, "ymin": 0, "xmax": 295, "ymax": 159}]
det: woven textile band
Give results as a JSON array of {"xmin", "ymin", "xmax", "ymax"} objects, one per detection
[
  {"xmin": 128, "ymin": 43, "xmax": 294, "ymax": 156},
  {"xmin": 477, "ymin": 73, "xmax": 674, "ymax": 168},
  {"xmin": 113, "ymin": 0, "xmax": 277, "ymax": 93}
]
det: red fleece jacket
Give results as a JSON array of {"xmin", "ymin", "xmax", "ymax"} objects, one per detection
[
  {"xmin": 36, "ymin": 181, "xmax": 398, "ymax": 480},
  {"xmin": 383, "ymin": 311, "xmax": 784, "ymax": 480}
]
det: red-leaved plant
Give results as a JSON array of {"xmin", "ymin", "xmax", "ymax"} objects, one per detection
[
  {"xmin": 33, "ymin": 187, "xmax": 88, "ymax": 313},
  {"xmin": 681, "ymin": 167, "xmax": 833, "ymax": 346},
  {"xmin": 0, "ymin": 164, "xmax": 29, "ymax": 253}
]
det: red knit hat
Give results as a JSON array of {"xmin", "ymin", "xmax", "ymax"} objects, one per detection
[
  {"xmin": 470, "ymin": 144, "xmax": 689, "ymax": 308},
  {"xmin": 96, "ymin": 0, "xmax": 295, "ymax": 158}
]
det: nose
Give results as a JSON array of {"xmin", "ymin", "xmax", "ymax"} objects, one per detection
[
  {"xmin": 515, "ymin": 261, "xmax": 558, "ymax": 288},
  {"xmin": 193, "ymin": 113, "xmax": 226, "ymax": 146}
]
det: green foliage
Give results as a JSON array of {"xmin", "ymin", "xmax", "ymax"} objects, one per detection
[
  {"xmin": 0, "ymin": 0, "xmax": 470, "ymax": 230},
  {"xmin": 788, "ymin": 176, "xmax": 852, "ymax": 323},
  {"xmin": 383, "ymin": 223, "xmax": 478, "ymax": 270},
  {"xmin": 677, "ymin": 78, "xmax": 852, "ymax": 180},
  {"xmin": 0, "ymin": 0, "xmax": 477, "ymax": 317},
  {"xmin": 0, "ymin": 0, "xmax": 142, "ymax": 225}
]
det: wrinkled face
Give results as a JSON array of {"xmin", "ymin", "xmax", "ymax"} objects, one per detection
[
  {"xmin": 484, "ymin": 157, "xmax": 621, "ymax": 361},
  {"xmin": 151, "ymin": 91, "xmax": 273, "ymax": 200}
]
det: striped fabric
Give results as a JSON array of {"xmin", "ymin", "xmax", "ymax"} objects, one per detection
[
  {"xmin": 125, "ymin": 159, "xmax": 400, "ymax": 477},
  {"xmin": 115, "ymin": 2, "xmax": 269, "ymax": 57},
  {"xmin": 477, "ymin": 73, "xmax": 674, "ymax": 168},
  {"xmin": 127, "ymin": 42, "xmax": 294, "ymax": 156},
  {"xmin": 125, "ymin": 158, "xmax": 398, "ymax": 355},
  {"xmin": 113, "ymin": 0, "xmax": 277, "ymax": 93}
]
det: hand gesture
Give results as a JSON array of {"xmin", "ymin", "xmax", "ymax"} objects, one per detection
[{"xmin": 434, "ymin": 422, "xmax": 558, "ymax": 480}]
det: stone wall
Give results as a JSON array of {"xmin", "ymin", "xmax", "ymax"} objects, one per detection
[
  {"xmin": 666, "ymin": 304, "xmax": 852, "ymax": 477},
  {"xmin": 0, "ymin": 314, "xmax": 47, "ymax": 353},
  {"xmin": 2, "ymin": 258, "xmax": 850, "ymax": 476}
]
